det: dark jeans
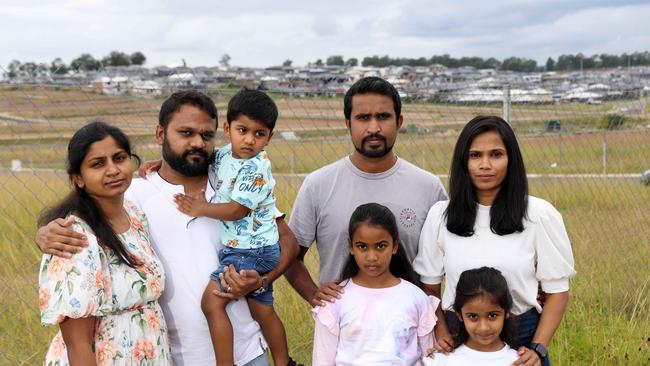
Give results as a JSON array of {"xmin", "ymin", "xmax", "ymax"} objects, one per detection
[
  {"xmin": 445, "ymin": 309, "xmax": 551, "ymax": 366},
  {"xmin": 516, "ymin": 309, "xmax": 551, "ymax": 366}
]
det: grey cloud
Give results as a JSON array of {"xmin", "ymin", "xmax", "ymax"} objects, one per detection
[
  {"xmin": 389, "ymin": 0, "xmax": 649, "ymax": 38},
  {"xmin": 2, "ymin": 0, "xmax": 650, "ymax": 68},
  {"xmin": 312, "ymin": 15, "xmax": 339, "ymax": 37}
]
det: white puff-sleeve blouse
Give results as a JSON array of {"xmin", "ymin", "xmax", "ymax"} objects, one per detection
[{"xmin": 413, "ymin": 196, "xmax": 576, "ymax": 315}]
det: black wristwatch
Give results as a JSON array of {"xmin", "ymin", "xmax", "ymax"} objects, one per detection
[
  {"xmin": 527, "ymin": 342, "xmax": 548, "ymax": 361},
  {"xmin": 252, "ymin": 275, "xmax": 269, "ymax": 295}
]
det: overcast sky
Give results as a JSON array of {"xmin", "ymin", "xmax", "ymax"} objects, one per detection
[{"xmin": 1, "ymin": 0, "xmax": 649, "ymax": 69}]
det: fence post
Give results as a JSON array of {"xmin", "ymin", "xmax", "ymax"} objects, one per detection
[
  {"xmin": 441, "ymin": 136, "xmax": 448, "ymax": 173},
  {"xmin": 602, "ymin": 129, "xmax": 608, "ymax": 174},
  {"xmin": 558, "ymin": 130, "xmax": 563, "ymax": 165},
  {"xmin": 641, "ymin": 88, "xmax": 646, "ymax": 111},
  {"xmin": 503, "ymin": 84, "xmax": 511, "ymax": 124}
]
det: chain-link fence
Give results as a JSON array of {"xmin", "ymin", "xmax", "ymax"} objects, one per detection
[{"xmin": 1, "ymin": 67, "xmax": 649, "ymax": 365}]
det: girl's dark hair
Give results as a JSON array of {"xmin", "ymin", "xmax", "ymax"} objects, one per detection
[
  {"xmin": 452, "ymin": 267, "xmax": 519, "ymax": 348},
  {"xmin": 446, "ymin": 115, "xmax": 528, "ymax": 236},
  {"xmin": 339, "ymin": 203, "xmax": 419, "ymax": 285},
  {"xmin": 38, "ymin": 121, "xmax": 140, "ymax": 267}
]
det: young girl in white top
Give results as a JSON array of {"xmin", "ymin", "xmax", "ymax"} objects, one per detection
[
  {"xmin": 413, "ymin": 116, "xmax": 575, "ymax": 366},
  {"xmin": 424, "ymin": 267, "xmax": 519, "ymax": 366},
  {"xmin": 312, "ymin": 203, "xmax": 440, "ymax": 366}
]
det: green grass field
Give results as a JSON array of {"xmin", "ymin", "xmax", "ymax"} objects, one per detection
[{"xmin": 1, "ymin": 85, "xmax": 649, "ymax": 364}]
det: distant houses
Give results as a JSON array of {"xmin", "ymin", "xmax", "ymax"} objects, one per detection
[{"xmin": 3, "ymin": 62, "xmax": 649, "ymax": 104}]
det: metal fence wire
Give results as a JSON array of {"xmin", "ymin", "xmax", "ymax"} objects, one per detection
[{"xmin": 0, "ymin": 67, "xmax": 649, "ymax": 365}]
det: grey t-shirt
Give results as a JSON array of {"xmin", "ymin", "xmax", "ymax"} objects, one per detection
[{"xmin": 289, "ymin": 156, "xmax": 448, "ymax": 284}]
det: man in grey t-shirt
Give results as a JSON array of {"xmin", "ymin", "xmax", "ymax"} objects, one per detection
[{"xmin": 285, "ymin": 77, "xmax": 447, "ymax": 306}]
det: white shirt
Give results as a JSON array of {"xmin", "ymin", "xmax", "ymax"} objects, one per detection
[
  {"xmin": 423, "ymin": 344, "xmax": 518, "ymax": 366},
  {"xmin": 413, "ymin": 196, "xmax": 576, "ymax": 315},
  {"xmin": 125, "ymin": 172, "xmax": 267, "ymax": 366}
]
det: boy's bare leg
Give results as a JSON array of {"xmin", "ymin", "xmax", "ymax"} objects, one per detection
[
  {"xmin": 247, "ymin": 299, "xmax": 289, "ymax": 366},
  {"xmin": 202, "ymin": 281, "xmax": 234, "ymax": 366}
]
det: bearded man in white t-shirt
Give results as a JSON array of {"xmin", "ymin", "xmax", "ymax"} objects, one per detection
[{"xmin": 36, "ymin": 91, "xmax": 300, "ymax": 366}]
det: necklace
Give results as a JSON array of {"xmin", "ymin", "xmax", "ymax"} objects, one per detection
[{"xmin": 109, "ymin": 208, "xmax": 132, "ymax": 234}]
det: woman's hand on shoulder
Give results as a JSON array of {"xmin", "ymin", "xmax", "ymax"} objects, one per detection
[
  {"xmin": 512, "ymin": 346, "xmax": 541, "ymax": 366},
  {"xmin": 35, "ymin": 217, "xmax": 88, "ymax": 258},
  {"xmin": 310, "ymin": 282, "xmax": 343, "ymax": 307},
  {"xmin": 433, "ymin": 322, "xmax": 454, "ymax": 354},
  {"xmin": 137, "ymin": 159, "xmax": 162, "ymax": 178}
]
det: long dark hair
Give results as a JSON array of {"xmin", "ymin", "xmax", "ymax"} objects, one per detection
[
  {"xmin": 339, "ymin": 203, "xmax": 419, "ymax": 285},
  {"xmin": 38, "ymin": 121, "xmax": 140, "ymax": 267},
  {"xmin": 452, "ymin": 267, "xmax": 519, "ymax": 348},
  {"xmin": 446, "ymin": 115, "xmax": 528, "ymax": 236}
]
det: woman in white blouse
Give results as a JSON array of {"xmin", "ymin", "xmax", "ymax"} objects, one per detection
[{"xmin": 413, "ymin": 116, "xmax": 575, "ymax": 366}]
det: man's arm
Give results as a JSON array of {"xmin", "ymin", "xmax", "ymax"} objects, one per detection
[
  {"xmin": 35, "ymin": 217, "xmax": 88, "ymax": 257},
  {"xmin": 284, "ymin": 245, "xmax": 342, "ymax": 307},
  {"xmin": 267, "ymin": 217, "xmax": 298, "ymax": 282},
  {"xmin": 284, "ymin": 246, "xmax": 318, "ymax": 303},
  {"xmin": 282, "ymin": 173, "xmax": 342, "ymax": 306}
]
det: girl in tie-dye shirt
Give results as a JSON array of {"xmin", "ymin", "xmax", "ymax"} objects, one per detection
[{"xmin": 312, "ymin": 203, "xmax": 440, "ymax": 366}]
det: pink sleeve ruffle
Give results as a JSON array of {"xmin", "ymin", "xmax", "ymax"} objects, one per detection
[
  {"xmin": 312, "ymin": 303, "xmax": 340, "ymax": 336},
  {"xmin": 417, "ymin": 295, "xmax": 441, "ymax": 336}
]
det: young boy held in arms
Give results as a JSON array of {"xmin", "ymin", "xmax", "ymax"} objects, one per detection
[{"xmin": 174, "ymin": 89, "xmax": 292, "ymax": 366}]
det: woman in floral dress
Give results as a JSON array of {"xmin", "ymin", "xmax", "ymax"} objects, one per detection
[{"xmin": 38, "ymin": 121, "xmax": 171, "ymax": 366}]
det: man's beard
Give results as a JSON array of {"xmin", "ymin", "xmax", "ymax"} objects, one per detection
[
  {"xmin": 354, "ymin": 133, "xmax": 394, "ymax": 158},
  {"xmin": 162, "ymin": 137, "xmax": 215, "ymax": 177}
]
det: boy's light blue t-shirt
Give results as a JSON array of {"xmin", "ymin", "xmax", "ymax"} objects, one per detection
[{"xmin": 211, "ymin": 144, "xmax": 278, "ymax": 249}]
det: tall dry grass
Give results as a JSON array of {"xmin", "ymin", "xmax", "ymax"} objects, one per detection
[{"xmin": 1, "ymin": 172, "xmax": 648, "ymax": 365}]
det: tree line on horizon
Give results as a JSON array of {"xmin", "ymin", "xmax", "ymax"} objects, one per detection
[
  {"xmin": 314, "ymin": 51, "xmax": 650, "ymax": 72},
  {"xmin": 3, "ymin": 51, "xmax": 146, "ymax": 79},
  {"xmin": 5, "ymin": 50, "xmax": 650, "ymax": 79}
]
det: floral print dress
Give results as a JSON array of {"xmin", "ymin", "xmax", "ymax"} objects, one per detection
[{"xmin": 39, "ymin": 201, "xmax": 171, "ymax": 366}]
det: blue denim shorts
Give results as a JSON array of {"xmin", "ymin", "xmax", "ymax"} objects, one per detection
[
  {"xmin": 210, "ymin": 242, "xmax": 280, "ymax": 305},
  {"xmin": 243, "ymin": 348, "xmax": 270, "ymax": 366}
]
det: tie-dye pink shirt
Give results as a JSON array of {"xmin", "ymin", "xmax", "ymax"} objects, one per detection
[{"xmin": 312, "ymin": 278, "xmax": 439, "ymax": 366}]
